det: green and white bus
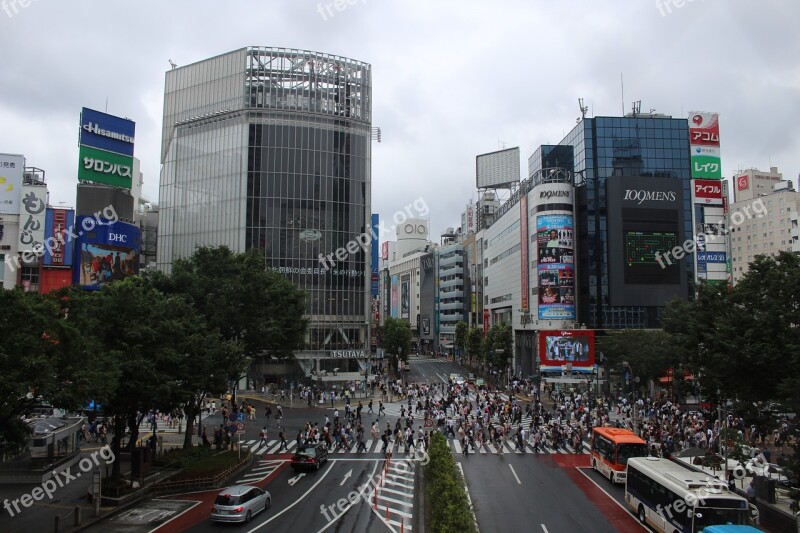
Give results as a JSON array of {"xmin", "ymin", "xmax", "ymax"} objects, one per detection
[{"xmin": 625, "ymin": 457, "xmax": 751, "ymax": 532}]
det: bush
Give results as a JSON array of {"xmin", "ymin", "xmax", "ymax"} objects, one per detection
[{"xmin": 425, "ymin": 432, "xmax": 477, "ymax": 533}]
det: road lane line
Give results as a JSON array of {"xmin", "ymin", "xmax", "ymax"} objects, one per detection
[
  {"xmin": 316, "ymin": 460, "xmax": 380, "ymax": 533},
  {"xmin": 541, "ymin": 525, "xmax": 549, "ymax": 532},
  {"xmin": 244, "ymin": 459, "xmax": 336, "ymax": 532},
  {"xmin": 456, "ymin": 462, "xmax": 480, "ymax": 533},
  {"xmin": 509, "ymin": 464, "xmax": 522, "ymax": 485}
]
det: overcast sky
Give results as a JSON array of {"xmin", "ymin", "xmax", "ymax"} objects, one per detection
[{"xmin": 1, "ymin": 0, "xmax": 798, "ymax": 239}]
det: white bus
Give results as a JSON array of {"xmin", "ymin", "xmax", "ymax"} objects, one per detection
[{"xmin": 625, "ymin": 457, "xmax": 751, "ymax": 533}]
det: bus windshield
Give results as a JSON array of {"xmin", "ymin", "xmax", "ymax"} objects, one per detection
[{"xmin": 616, "ymin": 443, "xmax": 649, "ymax": 465}]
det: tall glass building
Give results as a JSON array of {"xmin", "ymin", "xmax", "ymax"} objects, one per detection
[
  {"xmin": 158, "ymin": 47, "xmax": 372, "ymax": 381},
  {"xmin": 529, "ymin": 114, "xmax": 693, "ymax": 329}
]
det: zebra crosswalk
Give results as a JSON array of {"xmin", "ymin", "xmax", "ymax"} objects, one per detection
[{"xmin": 237, "ymin": 437, "xmax": 588, "ymax": 457}]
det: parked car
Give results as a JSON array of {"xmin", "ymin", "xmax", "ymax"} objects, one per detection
[
  {"xmin": 475, "ymin": 378, "xmax": 487, "ymax": 390},
  {"xmin": 291, "ymin": 443, "xmax": 329, "ymax": 471},
  {"xmin": 467, "ymin": 373, "xmax": 476, "ymax": 384},
  {"xmin": 211, "ymin": 485, "xmax": 271, "ymax": 523}
]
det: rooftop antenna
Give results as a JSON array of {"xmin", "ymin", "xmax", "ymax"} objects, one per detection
[
  {"xmin": 577, "ymin": 98, "xmax": 588, "ymax": 122},
  {"xmin": 620, "ymin": 73, "xmax": 624, "ymax": 116},
  {"xmin": 631, "ymin": 100, "xmax": 641, "ymax": 116},
  {"xmin": 169, "ymin": 59, "xmax": 177, "ymax": 70},
  {"xmin": 498, "ymin": 139, "xmax": 507, "ymax": 149}
]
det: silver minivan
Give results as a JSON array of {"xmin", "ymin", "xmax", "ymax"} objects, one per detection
[{"xmin": 211, "ymin": 485, "xmax": 271, "ymax": 523}]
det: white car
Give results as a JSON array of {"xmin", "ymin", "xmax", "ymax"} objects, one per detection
[
  {"xmin": 452, "ymin": 375, "xmax": 466, "ymax": 386},
  {"xmin": 211, "ymin": 485, "xmax": 271, "ymax": 523}
]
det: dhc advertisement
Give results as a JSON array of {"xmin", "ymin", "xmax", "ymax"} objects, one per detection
[{"xmin": 73, "ymin": 217, "xmax": 141, "ymax": 290}]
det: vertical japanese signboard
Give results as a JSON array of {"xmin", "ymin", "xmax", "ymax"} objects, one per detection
[
  {"xmin": 519, "ymin": 195, "xmax": 529, "ymax": 312},
  {"xmin": 18, "ymin": 185, "xmax": 47, "ymax": 257},
  {"xmin": 0, "ymin": 154, "xmax": 24, "ymax": 215},
  {"xmin": 689, "ymin": 112, "xmax": 722, "ymax": 180}
]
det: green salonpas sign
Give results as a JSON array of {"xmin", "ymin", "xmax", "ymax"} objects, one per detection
[{"xmin": 77, "ymin": 145, "xmax": 133, "ymax": 189}]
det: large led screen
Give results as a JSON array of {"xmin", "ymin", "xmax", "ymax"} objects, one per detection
[
  {"xmin": 536, "ymin": 214, "xmax": 575, "ymax": 320},
  {"xmin": 539, "ymin": 330, "xmax": 595, "ymax": 372}
]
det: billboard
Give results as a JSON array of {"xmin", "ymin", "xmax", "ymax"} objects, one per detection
[
  {"xmin": 76, "ymin": 184, "xmax": 134, "ymax": 222},
  {"xmin": 390, "ymin": 274, "xmax": 399, "ymax": 317},
  {"xmin": 400, "ymin": 275, "xmax": 410, "ymax": 319},
  {"xmin": 539, "ymin": 330, "xmax": 595, "ymax": 372},
  {"xmin": 520, "ymin": 195, "xmax": 529, "ymax": 312},
  {"xmin": 536, "ymin": 214, "xmax": 575, "ymax": 320},
  {"xmin": 692, "ymin": 179, "xmax": 724, "ymax": 205},
  {"xmin": 78, "ymin": 145, "xmax": 134, "ymax": 189},
  {"xmin": 371, "ymin": 214, "xmax": 379, "ymax": 296},
  {"xmin": 606, "ymin": 176, "xmax": 686, "ymax": 306},
  {"xmin": 73, "ymin": 218, "xmax": 141, "ymax": 290},
  {"xmin": 689, "ymin": 112, "xmax": 722, "ymax": 180},
  {"xmin": 0, "ymin": 153, "xmax": 24, "ymax": 215},
  {"xmin": 736, "ymin": 174, "xmax": 749, "ymax": 192},
  {"xmin": 18, "ymin": 185, "xmax": 48, "ymax": 257},
  {"xmin": 43, "ymin": 208, "xmax": 76, "ymax": 267},
  {"xmin": 476, "ymin": 147, "xmax": 520, "ymax": 188},
  {"xmin": 381, "ymin": 241, "xmax": 389, "ymax": 261},
  {"xmin": 80, "ymin": 108, "xmax": 136, "ymax": 157}
]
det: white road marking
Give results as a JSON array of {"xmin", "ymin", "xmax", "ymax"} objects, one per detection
[
  {"xmin": 509, "ymin": 464, "xmax": 522, "ymax": 485},
  {"xmin": 574, "ymin": 467, "xmax": 649, "ymax": 531},
  {"xmin": 456, "ymin": 462, "xmax": 480, "ymax": 533},
  {"xmin": 541, "ymin": 525, "xmax": 549, "ymax": 533}
]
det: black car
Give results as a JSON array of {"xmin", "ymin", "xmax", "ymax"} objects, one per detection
[{"xmin": 291, "ymin": 443, "xmax": 328, "ymax": 471}]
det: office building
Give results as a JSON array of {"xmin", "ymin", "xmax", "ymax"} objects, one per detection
[{"xmin": 157, "ymin": 47, "xmax": 372, "ymax": 382}]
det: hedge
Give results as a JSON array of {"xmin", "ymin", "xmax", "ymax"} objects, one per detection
[{"xmin": 425, "ymin": 431, "xmax": 477, "ymax": 533}]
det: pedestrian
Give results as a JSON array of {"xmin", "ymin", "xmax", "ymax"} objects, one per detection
[
  {"xmin": 265, "ymin": 405, "xmax": 272, "ymax": 420},
  {"xmin": 259, "ymin": 426, "xmax": 268, "ymax": 446},
  {"xmin": 379, "ymin": 401, "xmax": 385, "ymax": 417},
  {"xmin": 278, "ymin": 430, "xmax": 287, "ymax": 451},
  {"xmin": 276, "ymin": 406, "xmax": 283, "ymax": 428},
  {"xmin": 368, "ymin": 399, "xmax": 374, "ymax": 413}
]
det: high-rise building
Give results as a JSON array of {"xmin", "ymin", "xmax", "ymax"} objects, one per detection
[
  {"xmin": 529, "ymin": 113, "xmax": 693, "ymax": 329},
  {"xmin": 157, "ymin": 47, "xmax": 372, "ymax": 382},
  {"xmin": 729, "ymin": 174, "xmax": 800, "ymax": 284},
  {"xmin": 733, "ymin": 167, "xmax": 784, "ymax": 202}
]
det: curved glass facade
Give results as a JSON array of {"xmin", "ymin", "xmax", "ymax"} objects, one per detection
[{"xmin": 158, "ymin": 48, "xmax": 372, "ymax": 374}]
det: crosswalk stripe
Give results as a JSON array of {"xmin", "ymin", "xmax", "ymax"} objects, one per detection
[{"xmin": 453, "ymin": 440, "xmax": 462, "ymax": 453}]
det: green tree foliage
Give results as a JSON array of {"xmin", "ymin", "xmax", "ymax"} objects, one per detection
[
  {"xmin": 146, "ymin": 246, "xmax": 308, "ymax": 360},
  {"xmin": 382, "ymin": 317, "xmax": 411, "ymax": 376},
  {"xmin": 466, "ymin": 327, "xmax": 483, "ymax": 368},
  {"xmin": 487, "ymin": 323, "xmax": 513, "ymax": 369},
  {"xmin": 454, "ymin": 321, "xmax": 468, "ymax": 359},
  {"xmin": 425, "ymin": 432, "xmax": 477, "ymax": 533},
  {"xmin": 662, "ymin": 251, "xmax": 800, "ymax": 406},
  {"xmin": 595, "ymin": 329, "xmax": 682, "ymax": 390},
  {"xmin": 0, "ymin": 289, "xmax": 110, "ymax": 456}
]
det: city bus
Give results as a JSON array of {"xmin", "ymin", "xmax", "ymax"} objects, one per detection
[
  {"xmin": 590, "ymin": 427, "xmax": 649, "ymax": 483},
  {"xmin": 626, "ymin": 457, "xmax": 751, "ymax": 532}
]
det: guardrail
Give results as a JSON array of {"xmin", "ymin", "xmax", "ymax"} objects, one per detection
[{"xmin": 152, "ymin": 453, "xmax": 252, "ymax": 494}]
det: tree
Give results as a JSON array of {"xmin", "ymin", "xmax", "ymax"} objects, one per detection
[
  {"xmin": 488, "ymin": 324, "xmax": 513, "ymax": 372},
  {"xmin": 382, "ymin": 317, "xmax": 411, "ymax": 377},
  {"xmin": 662, "ymin": 251, "xmax": 800, "ymax": 407},
  {"xmin": 454, "ymin": 321, "xmax": 468, "ymax": 363},
  {"xmin": 595, "ymin": 329, "xmax": 682, "ymax": 396},
  {"xmin": 0, "ymin": 289, "xmax": 110, "ymax": 456},
  {"xmin": 146, "ymin": 246, "xmax": 308, "ymax": 362},
  {"xmin": 466, "ymin": 327, "xmax": 484, "ymax": 371}
]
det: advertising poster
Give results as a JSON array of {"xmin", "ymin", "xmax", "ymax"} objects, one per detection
[
  {"xmin": 539, "ymin": 330, "xmax": 595, "ymax": 372},
  {"xmin": 400, "ymin": 276, "xmax": 410, "ymax": 319},
  {"xmin": 536, "ymin": 214, "xmax": 575, "ymax": 320},
  {"xmin": 0, "ymin": 154, "xmax": 24, "ymax": 215},
  {"xmin": 390, "ymin": 274, "xmax": 399, "ymax": 318},
  {"xmin": 73, "ymin": 218, "xmax": 141, "ymax": 290},
  {"xmin": 43, "ymin": 208, "xmax": 76, "ymax": 267},
  {"xmin": 689, "ymin": 112, "xmax": 722, "ymax": 180}
]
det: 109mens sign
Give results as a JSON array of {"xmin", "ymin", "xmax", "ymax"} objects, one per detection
[{"xmin": 623, "ymin": 190, "xmax": 678, "ymax": 204}]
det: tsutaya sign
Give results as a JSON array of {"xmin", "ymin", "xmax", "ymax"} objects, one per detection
[{"xmin": 329, "ymin": 349, "xmax": 367, "ymax": 359}]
